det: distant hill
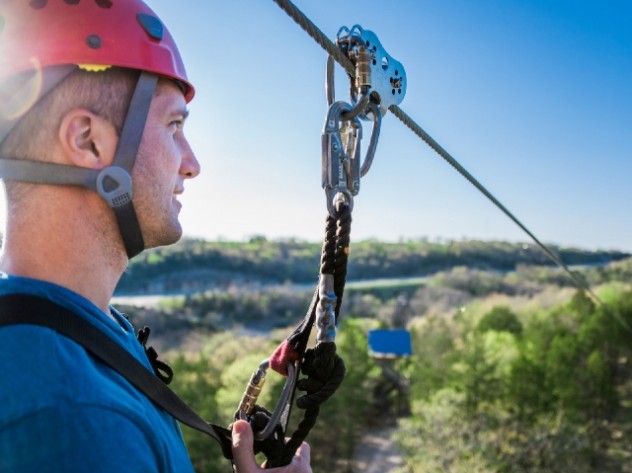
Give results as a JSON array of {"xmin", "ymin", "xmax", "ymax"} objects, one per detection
[{"xmin": 115, "ymin": 237, "xmax": 629, "ymax": 295}]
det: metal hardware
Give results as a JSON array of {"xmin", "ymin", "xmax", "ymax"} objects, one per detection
[
  {"xmin": 236, "ymin": 360, "xmax": 268, "ymax": 418},
  {"xmin": 322, "ymin": 101, "xmax": 361, "ymax": 218},
  {"xmin": 235, "ymin": 359, "xmax": 299, "ymax": 442},
  {"xmin": 321, "ymin": 99, "xmax": 382, "ymax": 218},
  {"xmin": 321, "ymin": 24, "xmax": 393, "ymax": 218},
  {"xmin": 316, "ymin": 273, "xmax": 337, "ymax": 343},
  {"xmin": 335, "ymin": 24, "xmax": 406, "ymax": 116},
  {"xmin": 360, "ymin": 101, "xmax": 381, "ymax": 178}
]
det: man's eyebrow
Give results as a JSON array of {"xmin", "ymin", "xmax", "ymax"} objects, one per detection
[{"xmin": 171, "ymin": 108, "xmax": 190, "ymax": 120}]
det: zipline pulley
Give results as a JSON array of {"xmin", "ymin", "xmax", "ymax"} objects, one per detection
[
  {"xmin": 333, "ymin": 24, "xmax": 407, "ymax": 116},
  {"xmin": 322, "ymin": 25, "xmax": 406, "ymax": 218}
]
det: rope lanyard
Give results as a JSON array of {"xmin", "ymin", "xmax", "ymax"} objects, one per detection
[
  {"xmin": 229, "ymin": 24, "xmax": 400, "ymax": 467},
  {"xmin": 243, "ymin": 205, "xmax": 350, "ymax": 467}
]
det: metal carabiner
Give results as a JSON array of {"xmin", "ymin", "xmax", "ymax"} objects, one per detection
[
  {"xmin": 321, "ymin": 100, "xmax": 382, "ymax": 218},
  {"xmin": 322, "ymin": 101, "xmax": 362, "ymax": 218},
  {"xmin": 360, "ymin": 101, "xmax": 381, "ymax": 178},
  {"xmin": 235, "ymin": 358, "xmax": 299, "ymax": 442}
]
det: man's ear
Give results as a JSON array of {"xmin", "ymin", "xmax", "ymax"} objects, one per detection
[{"xmin": 58, "ymin": 108, "xmax": 118, "ymax": 169}]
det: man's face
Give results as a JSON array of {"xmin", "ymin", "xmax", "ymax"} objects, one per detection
[{"xmin": 131, "ymin": 79, "xmax": 200, "ymax": 249}]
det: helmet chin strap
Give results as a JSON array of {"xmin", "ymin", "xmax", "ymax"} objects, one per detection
[
  {"xmin": 98, "ymin": 71, "xmax": 158, "ymax": 258},
  {"xmin": 0, "ymin": 71, "xmax": 158, "ymax": 259}
]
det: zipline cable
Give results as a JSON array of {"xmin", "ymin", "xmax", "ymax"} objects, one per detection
[{"xmin": 271, "ymin": 0, "xmax": 631, "ymax": 332}]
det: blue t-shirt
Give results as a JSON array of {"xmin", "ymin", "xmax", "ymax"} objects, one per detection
[{"xmin": 0, "ymin": 274, "xmax": 195, "ymax": 473}]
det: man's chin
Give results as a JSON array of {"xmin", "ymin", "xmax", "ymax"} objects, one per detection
[{"xmin": 142, "ymin": 223, "xmax": 183, "ymax": 250}]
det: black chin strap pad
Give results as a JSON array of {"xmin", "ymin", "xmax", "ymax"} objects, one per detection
[
  {"xmin": 114, "ymin": 201, "xmax": 145, "ymax": 259},
  {"xmin": 106, "ymin": 72, "xmax": 159, "ymax": 259}
]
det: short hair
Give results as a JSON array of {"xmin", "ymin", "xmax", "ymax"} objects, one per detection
[{"xmin": 0, "ymin": 67, "xmax": 138, "ymax": 200}]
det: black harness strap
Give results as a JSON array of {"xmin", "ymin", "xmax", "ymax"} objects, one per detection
[{"xmin": 0, "ymin": 293, "xmax": 233, "ymax": 460}]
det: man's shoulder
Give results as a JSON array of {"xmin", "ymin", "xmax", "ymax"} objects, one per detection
[
  {"xmin": 0, "ymin": 323, "xmax": 139, "ymax": 412},
  {"xmin": 0, "ymin": 324, "xmax": 195, "ymax": 473}
]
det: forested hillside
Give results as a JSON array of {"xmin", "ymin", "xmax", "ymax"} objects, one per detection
[
  {"xmin": 130, "ymin": 270, "xmax": 632, "ymax": 472},
  {"xmin": 116, "ymin": 237, "xmax": 628, "ymax": 293},
  {"xmin": 114, "ymin": 239, "xmax": 632, "ymax": 472}
]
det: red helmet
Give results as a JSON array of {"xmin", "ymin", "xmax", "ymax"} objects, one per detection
[{"xmin": 0, "ymin": 0, "xmax": 194, "ymax": 101}]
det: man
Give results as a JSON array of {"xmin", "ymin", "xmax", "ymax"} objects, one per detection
[{"xmin": 0, "ymin": 1, "xmax": 311, "ymax": 472}]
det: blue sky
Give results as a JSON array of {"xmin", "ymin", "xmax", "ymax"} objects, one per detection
[{"xmin": 6, "ymin": 1, "xmax": 632, "ymax": 252}]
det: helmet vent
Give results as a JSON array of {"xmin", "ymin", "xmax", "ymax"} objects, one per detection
[
  {"xmin": 29, "ymin": 0, "xmax": 47, "ymax": 9},
  {"xmin": 86, "ymin": 34, "xmax": 102, "ymax": 49},
  {"xmin": 137, "ymin": 13, "xmax": 163, "ymax": 41},
  {"xmin": 28, "ymin": 0, "xmax": 112, "ymax": 9}
]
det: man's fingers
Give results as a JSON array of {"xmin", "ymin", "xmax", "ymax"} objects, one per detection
[
  {"xmin": 231, "ymin": 420, "xmax": 259, "ymax": 473},
  {"xmin": 294, "ymin": 441, "xmax": 311, "ymax": 467},
  {"xmin": 232, "ymin": 421, "xmax": 312, "ymax": 473}
]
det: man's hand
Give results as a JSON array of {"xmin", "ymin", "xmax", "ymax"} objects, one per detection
[{"xmin": 231, "ymin": 420, "xmax": 312, "ymax": 473}]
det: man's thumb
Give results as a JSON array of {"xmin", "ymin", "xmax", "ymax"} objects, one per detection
[{"xmin": 231, "ymin": 420, "xmax": 259, "ymax": 472}]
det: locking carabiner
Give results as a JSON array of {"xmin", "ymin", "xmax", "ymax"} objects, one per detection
[
  {"xmin": 321, "ymin": 100, "xmax": 381, "ymax": 219},
  {"xmin": 321, "ymin": 101, "xmax": 361, "ymax": 218},
  {"xmin": 235, "ymin": 358, "xmax": 299, "ymax": 442}
]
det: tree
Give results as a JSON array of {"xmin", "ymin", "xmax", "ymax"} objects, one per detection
[{"xmin": 477, "ymin": 306, "xmax": 523, "ymax": 337}]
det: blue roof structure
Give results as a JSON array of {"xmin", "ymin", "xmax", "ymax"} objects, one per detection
[{"xmin": 368, "ymin": 329, "xmax": 413, "ymax": 358}]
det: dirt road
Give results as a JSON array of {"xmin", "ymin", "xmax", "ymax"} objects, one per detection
[{"xmin": 352, "ymin": 426, "xmax": 405, "ymax": 473}]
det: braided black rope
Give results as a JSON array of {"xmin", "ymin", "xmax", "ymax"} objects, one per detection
[
  {"xmin": 285, "ymin": 213, "xmax": 338, "ymax": 355},
  {"xmin": 333, "ymin": 204, "xmax": 351, "ymax": 319},
  {"xmin": 277, "ymin": 343, "xmax": 345, "ymax": 467},
  {"xmin": 320, "ymin": 213, "xmax": 338, "ymax": 276},
  {"xmin": 264, "ymin": 209, "xmax": 349, "ymax": 468}
]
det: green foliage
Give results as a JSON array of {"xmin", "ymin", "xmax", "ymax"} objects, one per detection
[
  {"xmin": 132, "ymin": 258, "xmax": 632, "ymax": 472},
  {"xmin": 408, "ymin": 314, "xmax": 459, "ymax": 400},
  {"xmin": 397, "ymin": 289, "xmax": 632, "ymax": 472},
  {"xmin": 167, "ymin": 333, "xmax": 279, "ymax": 473},
  {"xmin": 568, "ymin": 290, "xmax": 596, "ymax": 320},
  {"xmin": 397, "ymin": 392, "xmax": 598, "ymax": 473},
  {"xmin": 168, "ymin": 354, "xmax": 224, "ymax": 473},
  {"xmin": 396, "ymin": 389, "xmax": 497, "ymax": 473},
  {"xmin": 477, "ymin": 306, "xmax": 523, "ymax": 336}
]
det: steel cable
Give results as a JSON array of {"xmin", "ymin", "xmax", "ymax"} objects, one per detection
[{"xmin": 271, "ymin": 0, "xmax": 630, "ymax": 332}]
